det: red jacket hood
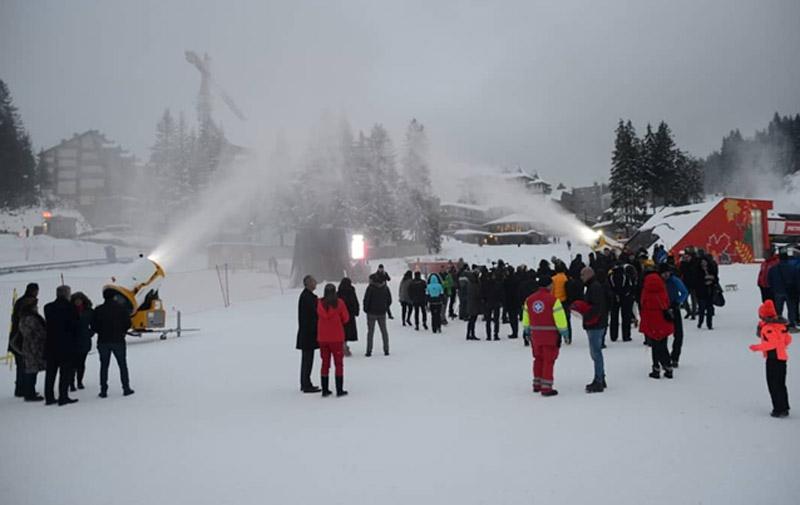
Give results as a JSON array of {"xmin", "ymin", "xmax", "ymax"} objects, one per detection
[{"xmin": 759, "ymin": 299, "xmax": 777, "ymax": 320}]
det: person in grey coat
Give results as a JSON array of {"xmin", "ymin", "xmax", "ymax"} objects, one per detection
[
  {"xmin": 458, "ymin": 266, "xmax": 470, "ymax": 321},
  {"xmin": 398, "ymin": 271, "xmax": 413, "ymax": 327}
]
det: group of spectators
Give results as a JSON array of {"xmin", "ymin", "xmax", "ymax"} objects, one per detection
[
  {"xmin": 295, "ymin": 244, "xmax": 725, "ymax": 397},
  {"xmin": 758, "ymin": 247, "xmax": 800, "ymax": 330},
  {"xmin": 7, "ymin": 282, "xmax": 135, "ymax": 406}
]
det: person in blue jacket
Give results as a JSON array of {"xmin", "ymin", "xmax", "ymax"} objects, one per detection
[
  {"xmin": 767, "ymin": 250, "xmax": 800, "ymax": 330},
  {"xmin": 426, "ymin": 273, "xmax": 446, "ymax": 333},
  {"xmin": 660, "ymin": 263, "xmax": 689, "ymax": 368}
]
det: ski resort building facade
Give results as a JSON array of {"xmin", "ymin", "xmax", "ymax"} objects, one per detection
[{"xmin": 39, "ymin": 131, "xmax": 142, "ymax": 228}]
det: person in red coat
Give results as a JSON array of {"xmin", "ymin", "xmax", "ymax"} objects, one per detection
[
  {"xmin": 317, "ymin": 283, "xmax": 351, "ymax": 397},
  {"xmin": 639, "ymin": 270, "xmax": 675, "ymax": 379},
  {"xmin": 750, "ymin": 299, "xmax": 792, "ymax": 417}
]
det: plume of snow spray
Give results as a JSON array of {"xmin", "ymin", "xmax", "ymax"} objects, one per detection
[
  {"xmin": 430, "ymin": 154, "xmax": 601, "ymax": 246},
  {"xmin": 148, "ymin": 156, "xmax": 272, "ymax": 269}
]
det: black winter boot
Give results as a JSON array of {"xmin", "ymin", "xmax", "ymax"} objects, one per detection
[
  {"xmin": 335, "ymin": 376, "xmax": 348, "ymax": 397},
  {"xmin": 321, "ymin": 376, "xmax": 332, "ymax": 397},
  {"xmin": 649, "ymin": 368, "xmax": 661, "ymax": 379}
]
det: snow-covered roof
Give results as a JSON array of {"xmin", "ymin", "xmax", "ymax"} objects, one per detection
[
  {"xmin": 637, "ymin": 198, "xmax": 722, "ymax": 249},
  {"xmin": 440, "ymin": 201, "xmax": 491, "ymax": 212},
  {"xmin": 591, "ymin": 220, "xmax": 614, "ymax": 229},
  {"xmin": 484, "ymin": 213, "xmax": 537, "ymax": 226},
  {"xmin": 453, "ymin": 229, "xmax": 490, "ymax": 236}
]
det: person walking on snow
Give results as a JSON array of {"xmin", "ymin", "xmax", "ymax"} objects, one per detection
[
  {"xmin": 750, "ymin": 299, "xmax": 791, "ymax": 417},
  {"xmin": 8, "ymin": 282, "xmax": 39, "ymax": 398},
  {"xmin": 44, "ymin": 285, "xmax": 80, "ymax": 406},
  {"xmin": 409, "ymin": 271, "xmax": 428, "ymax": 331},
  {"xmin": 660, "ymin": 264, "xmax": 688, "ymax": 368},
  {"xmin": 317, "ymin": 283, "xmax": 351, "ymax": 397},
  {"xmin": 522, "ymin": 275, "xmax": 569, "ymax": 396},
  {"xmin": 15, "ymin": 297, "xmax": 46, "ymax": 402},
  {"xmin": 426, "ymin": 273, "xmax": 446, "ymax": 333},
  {"xmin": 398, "ymin": 271, "xmax": 413, "ymax": 327},
  {"xmin": 363, "ymin": 273, "xmax": 392, "ymax": 356},
  {"xmin": 569, "ymin": 267, "xmax": 609, "ymax": 393},
  {"xmin": 92, "ymin": 289, "xmax": 134, "ymax": 398},
  {"xmin": 295, "ymin": 275, "xmax": 321, "ymax": 393},
  {"xmin": 337, "ymin": 278, "xmax": 360, "ymax": 357},
  {"xmin": 639, "ymin": 269, "xmax": 675, "ymax": 379}
]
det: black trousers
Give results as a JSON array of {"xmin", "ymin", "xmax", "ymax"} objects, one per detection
[
  {"xmin": 759, "ymin": 287, "xmax": 774, "ymax": 303},
  {"xmin": 466, "ymin": 315, "xmax": 477, "ymax": 338},
  {"xmin": 300, "ymin": 349, "xmax": 315, "ymax": 389},
  {"xmin": 448, "ymin": 293, "xmax": 457, "ymax": 317},
  {"xmin": 73, "ymin": 351, "xmax": 89, "ymax": 386},
  {"xmin": 670, "ymin": 304, "xmax": 684, "ymax": 363},
  {"xmin": 430, "ymin": 304, "xmax": 443, "ymax": 333},
  {"xmin": 484, "ymin": 306, "xmax": 500, "ymax": 338},
  {"xmin": 766, "ymin": 358, "xmax": 790, "ymax": 413},
  {"xmin": 12, "ymin": 350, "xmax": 24, "ymax": 396},
  {"xmin": 401, "ymin": 302, "xmax": 412, "ymax": 325},
  {"xmin": 697, "ymin": 298, "xmax": 714, "ymax": 329},
  {"xmin": 413, "ymin": 303, "xmax": 428, "ymax": 328},
  {"xmin": 609, "ymin": 294, "xmax": 634, "ymax": 341},
  {"xmin": 650, "ymin": 338, "xmax": 672, "ymax": 371},
  {"xmin": 45, "ymin": 358, "xmax": 73, "ymax": 402},
  {"xmin": 98, "ymin": 343, "xmax": 130, "ymax": 392},
  {"xmin": 506, "ymin": 305, "xmax": 520, "ymax": 338}
]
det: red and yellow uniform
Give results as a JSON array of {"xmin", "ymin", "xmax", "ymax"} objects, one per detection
[{"xmin": 523, "ymin": 287, "xmax": 569, "ymax": 396}]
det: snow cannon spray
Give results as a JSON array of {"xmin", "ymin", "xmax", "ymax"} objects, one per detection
[{"xmin": 104, "ymin": 256, "xmax": 166, "ymax": 331}]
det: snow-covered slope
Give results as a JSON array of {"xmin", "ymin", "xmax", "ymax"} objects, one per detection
[{"xmin": 0, "ymin": 248, "xmax": 798, "ymax": 505}]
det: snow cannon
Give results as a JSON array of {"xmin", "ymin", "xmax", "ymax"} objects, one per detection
[{"xmin": 103, "ymin": 256, "xmax": 166, "ymax": 331}]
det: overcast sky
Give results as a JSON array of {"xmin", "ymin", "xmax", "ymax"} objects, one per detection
[{"xmin": 2, "ymin": 0, "xmax": 799, "ymax": 187}]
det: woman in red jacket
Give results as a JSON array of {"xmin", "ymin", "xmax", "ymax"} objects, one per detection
[
  {"xmin": 317, "ymin": 283, "xmax": 351, "ymax": 397},
  {"xmin": 639, "ymin": 270, "xmax": 675, "ymax": 379}
]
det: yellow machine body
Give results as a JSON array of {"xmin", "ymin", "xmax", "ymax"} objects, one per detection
[{"xmin": 103, "ymin": 258, "xmax": 167, "ymax": 331}]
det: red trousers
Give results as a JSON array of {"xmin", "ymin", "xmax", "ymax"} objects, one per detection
[
  {"xmin": 319, "ymin": 342, "xmax": 344, "ymax": 377},
  {"xmin": 532, "ymin": 344, "xmax": 559, "ymax": 391}
]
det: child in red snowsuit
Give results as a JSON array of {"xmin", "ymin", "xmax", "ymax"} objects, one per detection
[
  {"xmin": 750, "ymin": 300, "xmax": 791, "ymax": 417},
  {"xmin": 317, "ymin": 283, "xmax": 351, "ymax": 397}
]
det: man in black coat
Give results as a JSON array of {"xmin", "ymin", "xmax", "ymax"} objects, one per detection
[
  {"xmin": 481, "ymin": 270, "xmax": 502, "ymax": 341},
  {"xmin": 608, "ymin": 258, "xmax": 636, "ymax": 342},
  {"xmin": 408, "ymin": 272, "xmax": 428, "ymax": 331},
  {"xmin": 296, "ymin": 275, "xmax": 320, "ymax": 393},
  {"xmin": 91, "ymin": 290, "xmax": 133, "ymax": 398},
  {"xmin": 43, "ymin": 285, "xmax": 79, "ymax": 405},
  {"xmin": 8, "ymin": 282, "xmax": 38, "ymax": 398},
  {"xmin": 363, "ymin": 273, "xmax": 392, "ymax": 356},
  {"xmin": 503, "ymin": 267, "xmax": 521, "ymax": 339}
]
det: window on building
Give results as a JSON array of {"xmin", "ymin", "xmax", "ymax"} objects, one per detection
[
  {"xmin": 59, "ymin": 158, "xmax": 78, "ymax": 168},
  {"xmin": 58, "ymin": 148, "xmax": 78, "ymax": 158},
  {"xmin": 58, "ymin": 181, "xmax": 77, "ymax": 195},
  {"xmin": 80, "ymin": 178, "xmax": 105, "ymax": 190},
  {"xmin": 79, "ymin": 195, "xmax": 96, "ymax": 205},
  {"xmin": 58, "ymin": 169, "xmax": 77, "ymax": 180},
  {"xmin": 81, "ymin": 165, "xmax": 104, "ymax": 175}
]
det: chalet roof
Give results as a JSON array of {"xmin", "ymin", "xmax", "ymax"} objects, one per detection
[{"xmin": 484, "ymin": 213, "xmax": 537, "ymax": 226}]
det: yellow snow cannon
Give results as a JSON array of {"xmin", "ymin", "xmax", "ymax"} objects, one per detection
[{"xmin": 103, "ymin": 256, "xmax": 166, "ymax": 332}]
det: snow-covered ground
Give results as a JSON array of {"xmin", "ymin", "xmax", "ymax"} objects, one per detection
[{"xmin": 1, "ymin": 243, "xmax": 798, "ymax": 505}]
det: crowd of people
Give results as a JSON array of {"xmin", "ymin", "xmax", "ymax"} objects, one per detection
[
  {"xmin": 7, "ymin": 283, "xmax": 135, "ymax": 406},
  {"xmin": 295, "ymin": 245, "xmax": 740, "ymax": 400}
]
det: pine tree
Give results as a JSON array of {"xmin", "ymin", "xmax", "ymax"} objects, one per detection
[
  {"xmin": 609, "ymin": 120, "xmax": 645, "ymax": 232},
  {"xmin": 0, "ymin": 79, "xmax": 38, "ymax": 208},
  {"xmin": 401, "ymin": 118, "xmax": 437, "ymax": 244}
]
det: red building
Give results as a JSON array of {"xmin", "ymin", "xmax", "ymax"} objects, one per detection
[{"xmin": 629, "ymin": 198, "xmax": 772, "ymax": 264}]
